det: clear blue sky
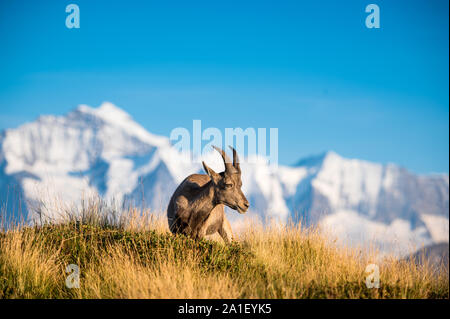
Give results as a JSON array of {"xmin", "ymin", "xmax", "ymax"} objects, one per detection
[{"xmin": 0, "ymin": 0, "xmax": 448, "ymax": 173}]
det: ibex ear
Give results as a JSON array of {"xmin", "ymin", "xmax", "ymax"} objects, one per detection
[{"xmin": 202, "ymin": 161, "xmax": 220, "ymax": 184}]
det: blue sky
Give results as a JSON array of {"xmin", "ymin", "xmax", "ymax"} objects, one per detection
[{"xmin": 0, "ymin": 0, "xmax": 448, "ymax": 173}]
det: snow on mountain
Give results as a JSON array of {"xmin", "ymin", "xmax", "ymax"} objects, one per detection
[
  {"xmin": 276, "ymin": 151, "xmax": 449, "ymax": 255},
  {"xmin": 0, "ymin": 102, "xmax": 448, "ymax": 256}
]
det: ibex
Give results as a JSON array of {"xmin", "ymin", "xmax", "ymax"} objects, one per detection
[{"xmin": 167, "ymin": 146, "xmax": 249, "ymax": 243}]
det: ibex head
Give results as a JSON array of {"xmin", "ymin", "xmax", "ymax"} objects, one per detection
[{"xmin": 202, "ymin": 146, "xmax": 249, "ymax": 214}]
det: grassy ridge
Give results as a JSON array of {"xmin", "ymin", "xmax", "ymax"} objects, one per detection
[{"xmin": 0, "ymin": 203, "xmax": 448, "ymax": 299}]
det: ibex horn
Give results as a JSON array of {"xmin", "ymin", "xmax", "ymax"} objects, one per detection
[
  {"xmin": 212, "ymin": 146, "xmax": 234, "ymax": 172},
  {"xmin": 229, "ymin": 146, "xmax": 240, "ymax": 172}
]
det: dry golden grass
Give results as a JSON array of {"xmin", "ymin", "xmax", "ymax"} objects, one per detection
[{"xmin": 0, "ymin": 200, "xmax": 448, "ymax": 299}]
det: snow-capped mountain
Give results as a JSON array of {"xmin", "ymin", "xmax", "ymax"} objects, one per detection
[{"xmin": 0, "ymin": 102, "xmax": 448, "ymax": 255}]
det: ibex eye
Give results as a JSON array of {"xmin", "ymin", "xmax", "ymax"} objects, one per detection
[{"xmin": 224, "ymin": 183, "xmax": 233, "ymax": 188}]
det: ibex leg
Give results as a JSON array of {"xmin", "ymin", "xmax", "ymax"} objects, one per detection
[{"xmin": 218, "ymin": 216, "xmax": 234, "ymax": 244}]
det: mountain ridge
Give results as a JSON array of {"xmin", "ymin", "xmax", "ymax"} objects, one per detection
[{"xmin": 0, "ymin": 102, "xmax": 448, "ymax": 256}]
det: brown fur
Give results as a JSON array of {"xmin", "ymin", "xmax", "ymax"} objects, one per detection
[{"xmin": 167, "ymin": 147, "xmax": 249, "ymax": 243}]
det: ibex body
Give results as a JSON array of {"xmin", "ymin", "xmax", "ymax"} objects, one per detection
[{"xmin": 167, "ymin": 146, "xmax": 249, "ymax": 243}]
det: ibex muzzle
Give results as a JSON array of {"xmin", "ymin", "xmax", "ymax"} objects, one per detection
[{"xmin": 167, "ymin": 146, "xmax": 249, "ymax": 242}]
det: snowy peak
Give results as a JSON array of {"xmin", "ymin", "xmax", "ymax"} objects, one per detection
[
  {"xmin": 0, "ymin": 103, "xmax": 448, "ymax": 256},
  {"xmin": 295, "ymin": 151, "xmax": 331, "ymax": 168},
  {"xmin": 76, "ymin": 102, "xmax": 132, "ymax": 122},
  {"xmin": 70, "ymin": 102, "xmax": 169, "ymax": 148}
]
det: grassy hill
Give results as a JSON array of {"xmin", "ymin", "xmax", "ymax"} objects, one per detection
[{"xmin": 0, "ymin": 201, "xmax": 448, "ymax": 299}]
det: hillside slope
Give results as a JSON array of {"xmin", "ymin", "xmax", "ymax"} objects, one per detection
[{"xmin": 0, "ymin": 205, "xmax": 448, "ymax": 299}]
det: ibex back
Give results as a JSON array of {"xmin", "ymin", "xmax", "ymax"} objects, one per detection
[{"xmin": 167, "ymin": 146, "xmax": 249, "ymax": 243}]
